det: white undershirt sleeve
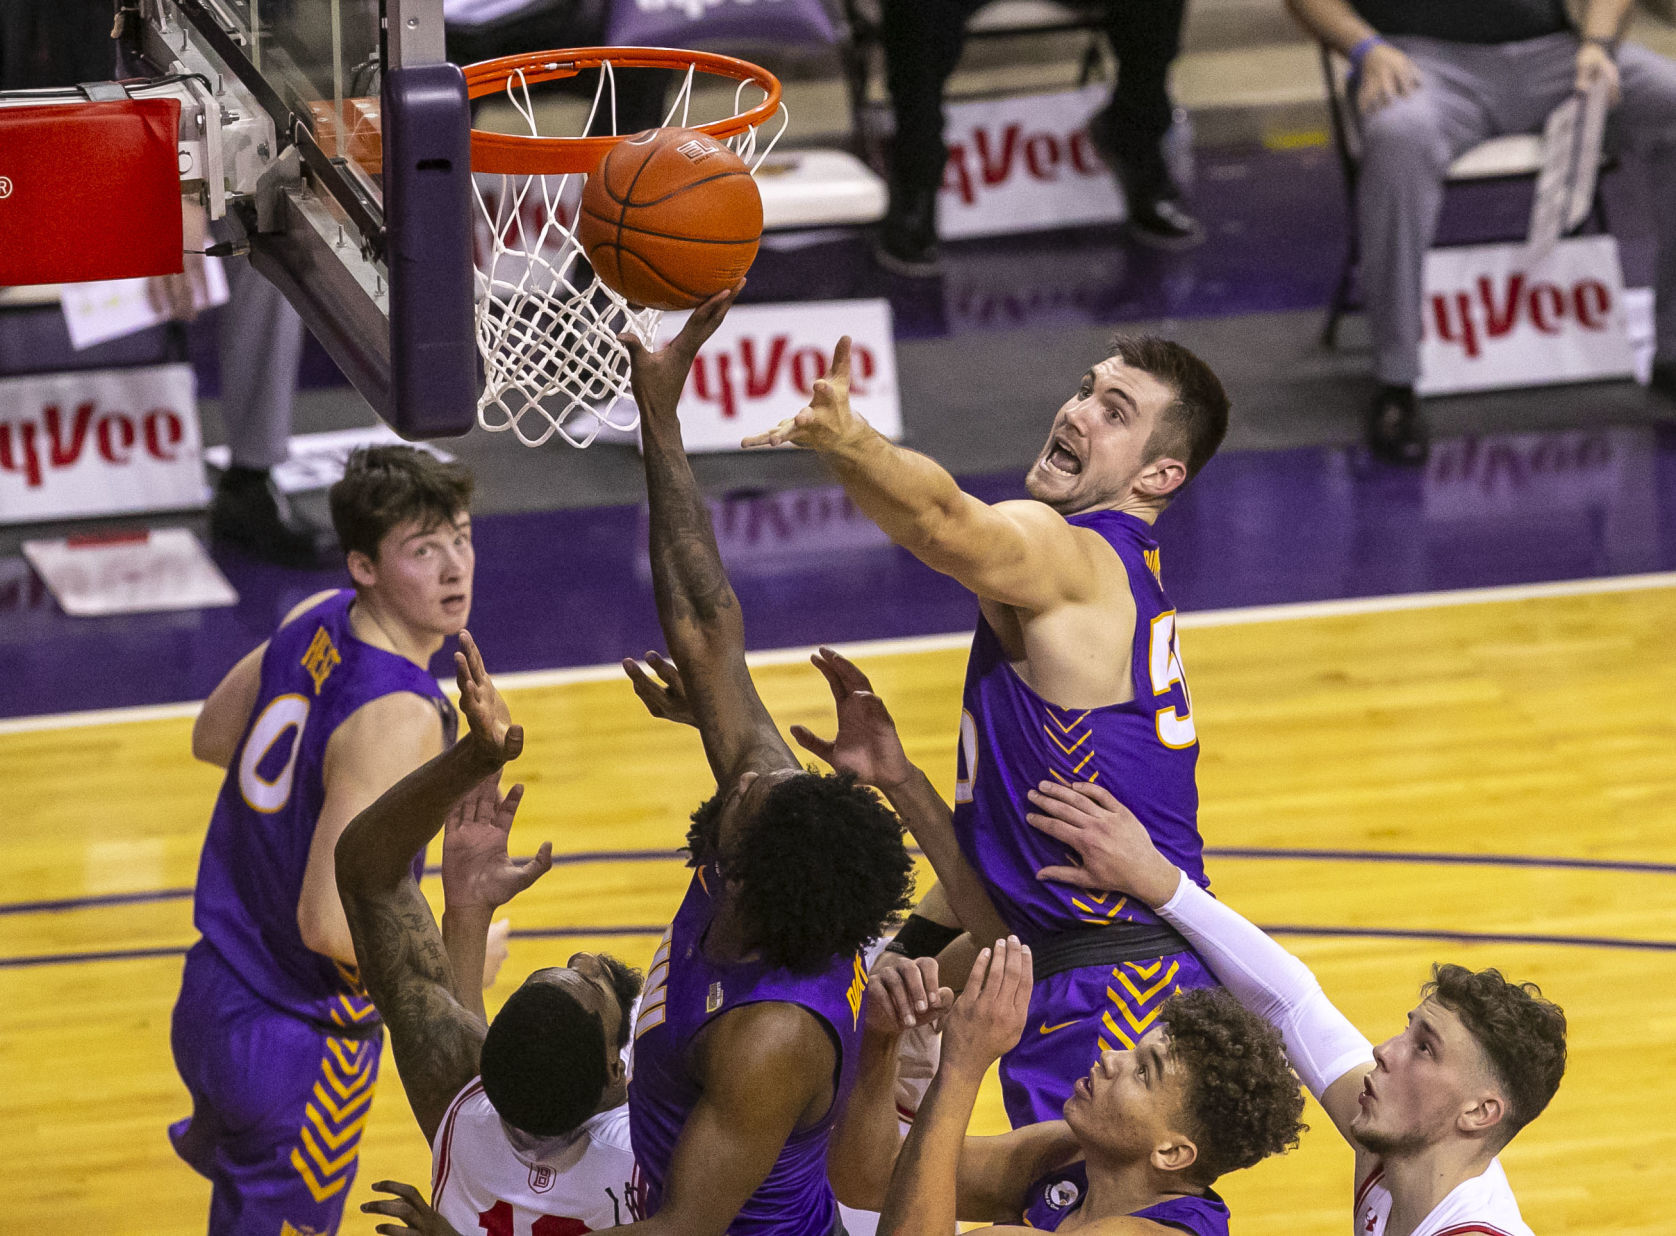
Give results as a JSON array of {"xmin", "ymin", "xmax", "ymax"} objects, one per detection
[{"xmin": 1157, "ymin": 872, "xmax": 1374, "ymax": 1099}]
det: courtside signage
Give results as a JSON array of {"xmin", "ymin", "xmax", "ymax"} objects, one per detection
[
  {"xmin": 0, "ymin": 363, "xmax": 209, "ymax": 523},
  {"xmin": 1418, "ymin": 236, "xmax": 1636, "ymax": 395},
  {"xmin": 938, "ymin": 84, "xmax": 1125, "ymax": 241},
  {"xmin": 666, "ymin": 298, "xmax": 902, "ymax": 453}
]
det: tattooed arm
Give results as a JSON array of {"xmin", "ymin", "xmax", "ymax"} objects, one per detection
[
  {"xmin": 621, "ymin": 285, "xmax": 799, "ymax": 786},
  {"xmin": 335, "ymin": 631, "xmax": 533, "ymax": 1143}
]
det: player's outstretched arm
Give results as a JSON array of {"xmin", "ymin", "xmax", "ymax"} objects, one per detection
[
  {"xmin": 741, "ymin": 339, "xmax": 1098, "ymax": 613},
  {"xmin": 618, "ymin": 1003, "xmax": 836, "ymax": 1236},
  {"xmin": 877, "ymin": 938, "xmax": 1034, "ymax": 1236},
  {"xmin": 1027, "ymin": 781, "xmax": 1376, "ymax": 1147},
  {"xmin": 334, "ymin": 633, "xmax": 537, "ymax": 1142},
  {"xmin": 621, "ymin": 284, "xmax": 798, "ymax": 786},
  {"xmin": 792, "ymin": 646, "xmax": 1010, "ymax": 947}
]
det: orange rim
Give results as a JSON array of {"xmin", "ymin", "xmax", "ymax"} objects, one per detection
[{"xmin": 464, "ymin": 47, "xmax": 782, "ymax": 176}]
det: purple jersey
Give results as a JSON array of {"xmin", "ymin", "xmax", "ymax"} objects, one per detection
[
  {"xmin": 628, "ymin": 861, "xmax": 869, "ymax": 1235},
  {"xmin": 953, "ymin": 510, "xmax": 1206, "ymax": 942},
  {"xmin": 191, "ymin": 589, "xmax": 454, "ymax": 1028},
  {"xmin": 1023, "ymin": 1162, "xmax": 1229, "ymax": 1235}
]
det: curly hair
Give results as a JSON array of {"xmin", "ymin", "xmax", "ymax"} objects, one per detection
[
  {"xmin": 1423, "ymin": 963, "xmax": 1567, "ymax": 1146},
  {"xmin": 724, "ymin": 771, "xmax": 916, "ymax": 973},
  {"xmin": 600, "ymin": 955, "xmax": 644, "ymax": 1050},
  {"xmin": 1162, "ymin": 988, "xmax": 1306, "ymax": 1185},
  {"xmin": 328, "ymin": 445, "xmax": 473, "ymax": 560}
]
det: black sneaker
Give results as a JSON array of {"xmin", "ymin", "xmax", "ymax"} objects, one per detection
[
  {"xmin": 1649, "ymin": 360, "xmax": 1676, "ymax": 400},
  {"xmin": 1127, "ymin": 196, "xmax": 1206, "ymax": 251},
  {"xmin": 874, "ymin": 180, "xmax": 940, "ymax": 277},
  {"xmin": 1366, "ymin": 385, "xmax": 1429, "ymax": 466},
  {"xmin": 209, "ymin": 466, "xmax": 340, "ymax": 569}
]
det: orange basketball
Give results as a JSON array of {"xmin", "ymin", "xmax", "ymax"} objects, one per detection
[{"xmin": 577, "ymin": 127, "xmax": 763, "ymax": 311}]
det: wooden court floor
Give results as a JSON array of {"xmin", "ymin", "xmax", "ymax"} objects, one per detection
[{"xmin": 2, "ymin": 581, "xmax": 1673, "ymax": 1233}]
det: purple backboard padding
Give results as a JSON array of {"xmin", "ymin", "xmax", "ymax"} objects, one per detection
[
  {"xmin": 604, "ymin": 0, "xmax": 838, "ymax": 49},
  {"xmin": 383, "ymin": 62, "xmax": 478, "ymax": 439}
]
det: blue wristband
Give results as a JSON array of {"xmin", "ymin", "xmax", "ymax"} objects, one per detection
[{"xmin": 1349, "ymin": 34, "xmax": 1386, "ymax": 70}]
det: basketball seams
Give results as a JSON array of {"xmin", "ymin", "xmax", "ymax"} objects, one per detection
[{"xmin": 619, "ymin": 169, "xmax": 756, "ymax": 210}]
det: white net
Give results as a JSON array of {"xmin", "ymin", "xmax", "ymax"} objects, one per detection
[{"xmin": 471, "ymin": 58, "xmax": 787, "ymax": 447}]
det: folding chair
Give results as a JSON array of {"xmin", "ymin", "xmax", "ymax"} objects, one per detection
[{"xmin": 1319, "ymin": 43, "xmax": 1612, "ymax": 349}]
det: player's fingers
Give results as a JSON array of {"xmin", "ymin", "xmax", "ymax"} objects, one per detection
[
  {"xmin": 962, "ymin": 946, "xmax": 992, "ymax": 1005},
  {"xmin": 820, "ymin": 645, "xmax": 874, "ymax": 693},
  {"xmin": 1027, "ymin": 783, "xmax": 1099, "ymax": 826},
  {"xmin": 830, "ymin": 335, "xmax": 852, "ymax": 383},
  {"xmin": 502, "ymin": 723, "xmax": 524, "ymax": 761},
  {"xmin": 646, "ymin": 651, "xmax": 684, "ymax": 690},
  {"xmin": 498, "ymin": 782, "xmax": 526, "ymax": 822},
  {"xmin": 896, "ymin": 955, "xmax": 931, "ymax": 1012},
  {"xmin": 808, "ymin": 650, "xmax": 848, "ymax": 705},
  {"xmin": 875, "ymin": 967, "xmax": 918, "ymax": 1028},
  {"xmin": 1035, "ymin": 864, "xmax": 1100, "ymax": 888},
  {"xmin": 1072, "ymin": 781, "xmax": 1123, "ymax": 812},
  {"xmin": 788, "ymin": 725, "xmax": 836, "ymax": 764},
  {"xmin": 1023, "ymin": 811, "xmax": 1083, "ymax": 845}
]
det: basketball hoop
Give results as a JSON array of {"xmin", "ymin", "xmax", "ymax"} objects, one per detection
[{"xmin": 465, "ymin": 48, "xmax": 786, "ymax": 447}]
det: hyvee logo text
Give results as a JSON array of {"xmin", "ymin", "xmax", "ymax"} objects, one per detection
[
  {"xmin": 686, "ymin": 336, "xmax": 878, "ymax": 421},
  {"xmin": 943, "ymin": 125, "xmax": 1105, "ymax": 205},
  {"xmin": 0, "ymin": 403, "xmax": 187, "ymax": 488},
  {"xmin": 1427, "ymin": 272, "xmax": 1615, "ymax": 358}
]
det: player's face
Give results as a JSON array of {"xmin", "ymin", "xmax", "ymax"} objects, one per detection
[
  {"xmin": 714, "ymin": 766, "xmax": 803, "ymax": 862},
  {"xmin": 1025, "ymin": 358, "xmax": 1180, "ymax": 515},
  {"xmin": 1061, "ymin": 1035, "xmax": 1194, "ymax": 1168},
  {"xmin": 363, "ymin": 512, "xmax": 474, "ymax": 638},
  {"xmin": 1351, "ymin": 999, "xmax": 1500, "ymax": 1155}
]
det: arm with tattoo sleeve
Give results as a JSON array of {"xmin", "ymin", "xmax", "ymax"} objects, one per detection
[{"xmin": 622, "ymin": 287, "xmax": 797, "ymax": 786}]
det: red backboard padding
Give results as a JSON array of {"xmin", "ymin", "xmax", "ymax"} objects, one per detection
[{"xmin": 0, "ymin": 98, "xmax": 184, "ymax": 287}]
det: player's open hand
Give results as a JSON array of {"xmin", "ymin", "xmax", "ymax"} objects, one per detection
[
  {"xmin": 1355, "ymin": 41, "xmax": 1422, "ymax": 114},
  {"xmin": 441, "ymin": 773, "xmax": 552, "ymax": 915},
  {"xmin": 623, "ymin": 650, "xmax": 697, "ymax": 727},
  {"xmin": 1026, "ymin": 780, "xmax": 1181, "ymax": 908},
  {"xmin": 455, "ymin": 630, "xmax": 521, "ymax": 766},
  {"xmin": 363, "ymin": 1180, "xmax": 465, "ymax": 1236},
  {"xmin": 790, "ymin": 647, "xmax": 914, "ymax": 791},
  {"xmin": 740, "ymin": 336, "xmax": 870, "ymax": 452},
  {"xmin": 620, "ymin": 280, "xmax": 744, "ymax": 419},
  {"xmin": 940, "ymin": 936, "xmax": 1032, "ymax": 1076},
  {"xmin": 868, "ymin": 951, "xmax": 953, "ymax": 1034}
]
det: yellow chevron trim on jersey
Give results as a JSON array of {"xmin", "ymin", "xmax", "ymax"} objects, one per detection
[
  {"xmin": 1125, "ymin": 959, "xmax": 1163, "ymax": 980},
  {"xmin": 1071, "ymin": 750, "xmax": 1096, "ymax": 775},
  {"xmin": 1113, "ymin": 960, "xmax": 1180, "ymax": 1006},
  {"xmin": 325, "ymin": 1037, "xmax": 362, "ymax": 1075},
  {"xmin": 1044, "ymin": 726, "xmax": 1091, "ymax": 755},
  {"xmin": 336, "ymin": 993, "xmax": 376, "ymax": 1022},
  {"xmin": 311, "ymin": 1080, "xmax": 375, "ymax": 1124},
  {"xmin": 1106, "ymin": 989, "xmax": 1165, "ymax": 1036},
  {"xmin": 299, "ymin": 1125, "xmax": 360, "ymax": 1177},
  {"xmin": 1045, "ymin": 709, "xmax": 1091, "ymax": 735},
  {"xmin": 1097, "ymin": 1035, "xmax": 1113, "ymax": 1053},
  {"xmin": 321, "ymin": 1059, "xmax": 374, "ymax": 1103},
  {"xmin": 1071, "ymin": 897, "xmax": 1122, "ymax": 924},
  {"xmin": 323, "ymin": 1049, "xmax": 372, "ymax": 1087},
  {"xmin": 305, "ymin": 1101, "xmax": 369, "ymax": 1151},
  {"xmin": 1100, "ymin": 1011, "xmax": 1138, "ymax": 1050},
  {"xmin": 290, "ymin": 1147, "xmax": 349, "ymax": 1204}
]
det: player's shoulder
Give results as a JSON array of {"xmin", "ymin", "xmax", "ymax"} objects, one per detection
[
  {"xmin": 582, "ymin": 1103, "xmax": 633, "ymax": 1155},
  {"xmin": 328, "ymin": 688, "xmax": 448, "ymax": 763},
  {"xmin": 280, "ymin": 588, "xmax": 346, "ymax": 629}
]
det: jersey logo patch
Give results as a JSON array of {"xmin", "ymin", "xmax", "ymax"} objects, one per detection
[
  {"xmin": 1045, "ymin": 1179, "xmax": 1080, "ymax": 1210},
  {"xmin": 707, "ymin": 980, "xmax": 724, "ymax": 1014},
  {"xmin": 300, "ymin": 626, "xmax": 342, "ymax": 695},
  {"xmin": 1037, "ymin": 1018, "xmax": 1081, "ymax": 1035},
  {"xmin": 530, "ymin": 1163, "xmax": 556, "ymax": 1193}
]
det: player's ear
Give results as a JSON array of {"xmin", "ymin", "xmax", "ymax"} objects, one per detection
[
  {"xmin": 1151, "ymin": 1134, "xmax": 1198, "ymax": 1175},
  {"xmin": 1137, "ymin": 454, "xmax": 1188, "ymax": 500},
  {"xmin": 346, "ymin": 548, "xmax": 378, "ymax": 589},
  {"xmin": 1459, "ymin": 1090, "xmax": 1506, "ymax": 1138}
]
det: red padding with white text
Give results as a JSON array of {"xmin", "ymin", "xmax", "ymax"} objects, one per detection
[{"xmin": 0, "ymin": 98, "xmax": 184, "ymax": 286}]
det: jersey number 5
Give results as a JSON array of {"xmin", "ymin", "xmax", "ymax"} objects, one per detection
[{"xmin": 1148, "ymin": 612, "xmax": 1196, "ymax": 749}]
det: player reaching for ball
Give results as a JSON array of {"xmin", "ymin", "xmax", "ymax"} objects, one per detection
[
  {"xmin": 742, "ymin": 334, "xmax": 1231, "ymax": 1129},
  {"xmin": 610, "ymin": 286, "xmax": 917, "ymax": 1236},
  {"xmin": 1025, "ymin": 779, "xmax": 1567, "ymax": 1236}
]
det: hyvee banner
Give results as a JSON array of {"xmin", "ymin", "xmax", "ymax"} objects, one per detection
[
  {"xmin": 938, "ymin": 84, "xmax": 1125, "ymax": 241},
  {"xmin": 1418, "ymin": 236, "xmax": 1636, "ymax": 396},
  {"xmin": 669, "ymin": 298, "xmax": 902, "ymax": 453},
  {"xmin": 0, "ymin": 363, "xmax": 208, "ymax": 523}
]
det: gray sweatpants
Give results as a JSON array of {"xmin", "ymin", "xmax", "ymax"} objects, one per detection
[
  {"xmin": 1358, "ymin": 31, "xmax": 1676, "ymax": 386},
  {"xmin": 218, "ymin": 258, "xmax": 306, "ymax": 470}
]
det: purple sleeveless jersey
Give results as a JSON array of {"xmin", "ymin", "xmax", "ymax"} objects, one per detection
[
  {"xmin": 628, "ymin": 861, "xmax": 869, "ymax": 1235},
  {"xmin": 955, "ymin": 510, "xmax": 1218, "ymax": 1126},
  {"xmin": 954, "ymin": 510, "xmax": 1207, "ymax": 938},
  {"xmin": 1023, "ymin": 1162, "xmax": 1229, "ymax": 1235},
  {"xmin": 191, "ymin": 590, "xmax": 454, "ymax": 1028}
]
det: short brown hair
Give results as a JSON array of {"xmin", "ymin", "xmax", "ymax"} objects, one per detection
[
  {"xmin": 1110, "ymin": 335, "xmax": 1230, "ymax": 489},
  {"xmin": 1164, "ymin": 987, "xmax": 1306, "ymax": 1184},
  {"xmin": 329, "ymin": 446, "xmax": 474, "ymax": 560},
  {"xmin": 1423, "ymin": 963, "xmax": 1567, "ymax": 1147}
]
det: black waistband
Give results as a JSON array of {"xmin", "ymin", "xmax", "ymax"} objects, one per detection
[{"xmin": 1030, "ymin": 921, "xmax": 1195, "ymax": 983}]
